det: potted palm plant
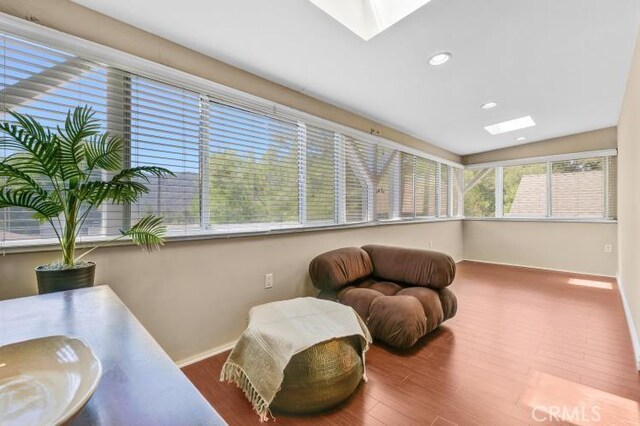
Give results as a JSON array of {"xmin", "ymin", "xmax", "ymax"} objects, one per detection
[{"xmin": 0, "ymin": 106, "xmax": 174, "ymax": 294}]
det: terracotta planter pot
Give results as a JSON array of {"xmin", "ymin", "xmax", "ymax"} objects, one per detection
[{"xmin": 35, "ymin": 262, "xmax": 96, "ymax": 294}]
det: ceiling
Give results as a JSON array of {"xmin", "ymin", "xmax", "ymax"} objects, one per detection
[{"xmin": 72, "ymin": 0, "xmax": 640, "ymax": 155}]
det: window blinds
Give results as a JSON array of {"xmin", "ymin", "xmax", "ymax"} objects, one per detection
[
  {"xmin": 0, "ymin": 29, "xmax": 462, "ymax": 247},
  {"xmin": 439, "ymin": 164, "xmax": 450, "ymax": 217},
  {"xmin": 503, "ymin": 163, "xmax": 548, "ymax": 217},
  {"xmin": 416, "ymin": 157, "xmax": 437, "ymax": 218},
  {"xmin": 305, "ymin": 124, "xmax": 336, "ymax": 224},
  {"xmin": 0, "ymin": 33, "xmax": 115, "ymax": 242},
  {"xmin": 130, "ymin": 76, "xmax": 201, "ymax": 234},
  {"xmin": 550, "ymin": 157, "xmax": 611, "ymax": 218},
  {"xmin": 208, "ymin": 101, "xmax": 299, "ymax": 231}
]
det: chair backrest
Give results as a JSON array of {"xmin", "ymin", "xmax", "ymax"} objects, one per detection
[
  {"xmin": 309, "ymin": 247, "xmax": 373, "ymax": 291},
  {"xmin": 362, "ymin": 245, "xmax": 456, "ymax": 289},
  {"xmin": 309, "ymin": 245, "xmax": 456, "ymax": 291}
]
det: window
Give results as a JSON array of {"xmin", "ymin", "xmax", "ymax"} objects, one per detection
[
  {"xmin": 464, "ymin": 168, "xmax": 496, "ymax": 217},
  {"xmin": 551, "ymin": 157, "xmax": 605, "ymax": 218},
  {"xmin": 451, "ymin": 167, "xmax": 464, "ymax": 217},
  {"xmin": 304, "ymin": 124, "xmax": 336, "ymax": 224},
  {"xmin": 438, "ymin": 164, "xmax": 450, "ymax": 217},
  {"xmin": 415, "ymin": 157, "xmax": 437, "ymax": 217},
  {"xmin": 0, "ymin": 32, "xmax": 113, "ymax": 242},
  {"xmin": 465, "ymin": 153, "xmax": 617, "ymax": 220},
  {"xmin": 503, "ymin": 163, "xmax": 547, "ymax": 217},
  {"xmin": 207, "ymin": 102, "xmax": 299, "ymax": 231},
  {"xmin": 130, "ymin": 76, "xmax": 201, "ymax": 232},
  {"xmin": 0, "ymin": 30, "xmax": 462, "ymax": 247}
]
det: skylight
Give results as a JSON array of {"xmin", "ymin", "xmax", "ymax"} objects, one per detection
[
  {"xmin": 308, "ymin": 0, "xmax": 432, "ymax": 41},
  {"xmin": 485, "ymin": 116, "xmax": 536, "ymax": 135}
]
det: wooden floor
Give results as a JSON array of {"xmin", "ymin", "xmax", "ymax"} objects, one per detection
[{"xmin": 183, "ymin": 261, "xmax": 640, "ymax": 425}]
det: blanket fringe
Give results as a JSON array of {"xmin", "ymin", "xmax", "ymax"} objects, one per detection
[{"xmin": 220, "ymin": 361, "xmax": 274, "ymax": 422}]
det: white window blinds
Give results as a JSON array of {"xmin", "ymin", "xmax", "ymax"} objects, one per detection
[
  {"xmin": 550, "ymin": 156, "xmax": 616, "ymax": 219},
  {"xmin": 305, "ymin": 124, "xmax": 336, "ymax": 224},
  {"xmin": 439, "ymin": 164, "xmax": 450, "ymax": 217},
  {"xmin": 0, "ymin": 29, "xmax": 462, "ymax": 247},
  {"xmin": 503, "ymin": 163, "xmax": 547, "ymax": 217},
  {"xmin": 0, "ymin": 33, "xmax": 114, "ymax": 242},
  {"xmin": 207, "ymin": 102, "xmax": 299, "ymax": 231},
  {"xmin": 130, "ymin": 76, "xmax": 201, "ymax": 234},
  {"xmin": 416, "ymin": 157, "xmax": 437, "ymax": 218}
]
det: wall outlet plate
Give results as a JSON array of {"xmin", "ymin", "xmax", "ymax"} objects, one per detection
[
  {"xmin": 604, "ymin": 244, "xmax": 613, "ymax": 253},
  {"xmin": 265, "ymin": 273, "xmax": 273, "ymax": 289}
]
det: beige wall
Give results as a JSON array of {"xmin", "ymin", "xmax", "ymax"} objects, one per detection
[
  {"xmin": 0, "ymin": 0, "xmax": 459, "ymax": 163},
  {"xmin": 462, "ymin": 127, "xmax": 617, "ymax": 165},
  {"xmin": 618, "ymin": 29, "xmax": 640, "ymax": 356},
  {"xmin": 462, "ymin": 128, "xmax": 619, "ymax": 278},
  {"xmin": 0, "ymin": 221, "xmax": 463, "ymax": 363},
  {"xmin": 463, "ymin": 221, "xmax": 618, "ymax": 276}
]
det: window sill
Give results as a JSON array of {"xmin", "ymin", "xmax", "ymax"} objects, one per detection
[
  {"xmin": 0, "ymin": 217, "xmax": 464, "ymax": 255},
  {"xmin": 463, "ymin": 217, "xmax": 617, "ymax": 224}
]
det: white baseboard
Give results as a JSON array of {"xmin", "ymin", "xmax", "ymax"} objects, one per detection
[
  {"xmin": 176, "ymin": 340, "xmax": 237, "ymax": 368},
  {"xmin": 616, "ymin": 274, "xmax": 640, "ymax": 371},
  {"xmin": 462, "ymin": 258, "xmax": 616, "ymax": 278}
]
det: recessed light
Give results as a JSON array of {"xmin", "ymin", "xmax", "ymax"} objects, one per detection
[
  {"xmin": 515, "ymin": 136, "xmax": 527, "ymax": 142},
  {"xmin": 484, "ymin": 115, "xmax": 536, "ymax": 135},
  {"xmin": 429, "ymin": 52, "xmax": 452, "ymax": 66},
  {"xmin": 481, "ymin": 102, "xmax": 498, "ymax": 110}
]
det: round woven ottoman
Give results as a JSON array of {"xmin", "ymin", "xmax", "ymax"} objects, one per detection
[{"xmin": 271, "ymin": 336, "xmax": 363, "ymax": 414}]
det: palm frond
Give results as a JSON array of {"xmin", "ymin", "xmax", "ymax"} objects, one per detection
[
  {"xmin": 0, "ymin": 188, "xmax": 63, "ymax": 219},
  {"xmin": 121, "ymin": 215, "xmax": 166, "ymax": 252},
  {"xmin": 0, "ymin": 159, "xmax": 48, "ymax": 197},
  {"xmin": 75, "ymin": 180, "xmax": 149, "ymax": 206},
  {"xmin": 0, "ymin": 113, "xmax": 59, "ymax": 176},
  {"xmin": 85, "ymin": 133, "xmax": 123, "ymax": 171},
  {"xmin": 7, "ymin": 108, "xmax": 51, "ymax": 143},
  {"xmin": 57, "ymin": 106, "xmax": 100, "ymax": 180},
  {"xmin": 111, "ymin": 166, "xmax": 176, "ymax": 184},
  {"xmin": 0, "ymin": 106, "xmax": 172, "ymax": 264}
]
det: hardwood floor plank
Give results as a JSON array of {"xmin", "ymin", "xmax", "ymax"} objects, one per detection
[{"xmin": 183, "ymin": 261, "xmax": 640, "ymax": 425}]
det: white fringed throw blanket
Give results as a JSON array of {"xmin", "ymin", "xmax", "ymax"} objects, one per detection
[{"xmin": 220, "ymin": 297, "xmax": 371, "ymax": 422}]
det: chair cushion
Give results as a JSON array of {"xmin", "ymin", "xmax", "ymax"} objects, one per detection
[
  {"xmin": 309, "ymin": 247, "xmax": 373, "ymax": 291},
  {"xmin": 438, "ymin": 287, "xmax": 458, "ymax": 320},
  {"xmin": 367, "ymin": 296, "xmax": 427, "ymax": 349},
  {"xmin": 337, "ymin": 278, "xmax": 457, "ymax": 348},
  {"xmin": 396, "ymin": 287, "xmax": 444, "ymax": 332},
  {"xmin": 362, "ymin": 244, "xmax": 456, "ymax": 289}
]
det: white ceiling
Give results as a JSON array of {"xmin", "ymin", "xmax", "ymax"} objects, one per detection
[{"xmin": 72, "ymin": 0, "xmax": 640, "ymax": 155}]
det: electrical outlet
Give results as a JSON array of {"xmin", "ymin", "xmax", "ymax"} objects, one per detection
[
  {"xmin": 427, "ymin": 240, "xmax": 434, "ymax": 249},
  {"xmin": 604, "ymin": 244, "xmax": 613, "ymax": 253},
  {"xmin": 265, "ymin": 273, "xmax": 274, "ymax": 289}
]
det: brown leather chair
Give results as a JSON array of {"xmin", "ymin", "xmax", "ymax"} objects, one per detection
[{"xmin": 309, "ymin": 245, "xmax": 457, "ymax": 348}]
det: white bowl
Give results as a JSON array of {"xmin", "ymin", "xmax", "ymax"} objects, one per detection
[{"xmin": 0, "ymin": 336, "xmax": 102, "ymax": 426}]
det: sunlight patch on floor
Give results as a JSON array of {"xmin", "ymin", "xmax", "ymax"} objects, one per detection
[
  {"xmin": 520, "ymin": 371, "xmax": 639, "ymax": 425},
  {"xmin": 566, "ymin": 278, "xmax": 613, "ymax": 290}
]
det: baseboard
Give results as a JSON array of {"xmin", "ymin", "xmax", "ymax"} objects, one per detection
[
  {"xmin": 616, "ymin": 274, "xmax": 640, "ymax": 371},
  {"xmin": 176, "ymin": 340, "xmax": 237, "ymax": 368},
  {"xmin": 461, "ymin": 258, "xmax": 616, "ymax": 278}
]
